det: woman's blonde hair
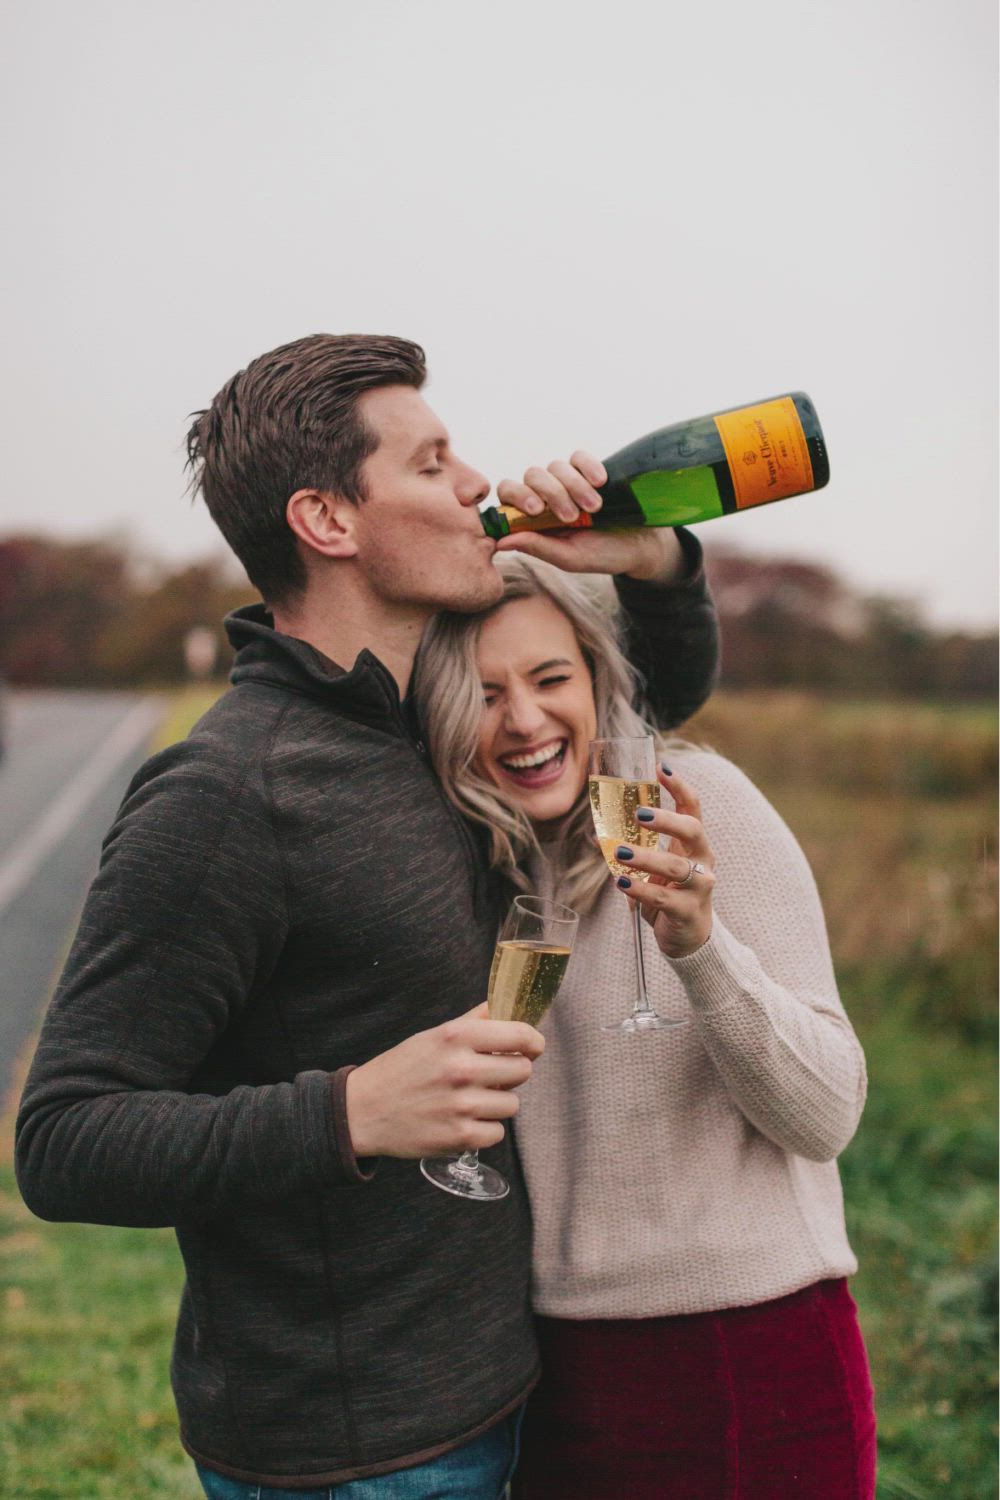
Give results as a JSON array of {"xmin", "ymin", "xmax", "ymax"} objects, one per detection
[{"xmin": 414, "ymin": 553, "xmax": 678, "ymax": 915}]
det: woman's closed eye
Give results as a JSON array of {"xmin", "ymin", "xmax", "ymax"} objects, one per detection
[{"xmin": 481, "ymin": 673, "xmax": 571, "ymax": 705}]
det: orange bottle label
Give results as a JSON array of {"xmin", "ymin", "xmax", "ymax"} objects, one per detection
[{"xmin": 714, "ymin": 397, "xmax": 814, "ymax": 510}]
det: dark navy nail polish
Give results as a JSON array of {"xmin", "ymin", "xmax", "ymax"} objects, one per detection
[
  {"xmin": 635, "ymin": 808, "xmax": 655, "ymax": 824},
  {"xmin": 616, "ymin": 876, "xmax": 632, "ymax": 890},
  {"xmin": 615, "ymin": 845, "xmax": 634, "ymax": 861},
  {"xmin": 660, "ymin": 762, "xmax": 673, "ymax": 776}
]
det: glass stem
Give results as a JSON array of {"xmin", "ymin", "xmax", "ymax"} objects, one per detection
[
  {"xmin": 451, "ymin": 1150, "xmax": 481, "ymax": 1180},
  {"xmin": 630, "ymin": 900, "xmax": 654, "ymax": 1017}
]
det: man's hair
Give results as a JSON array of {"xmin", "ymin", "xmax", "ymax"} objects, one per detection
[{"xmin": 185, "ymin": 333, "xmax": 427, "ymax": 604}]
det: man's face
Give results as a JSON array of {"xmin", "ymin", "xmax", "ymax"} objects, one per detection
[{"xmin": 349, "ymin": 386, "xmax": 504, "ymax": 614}]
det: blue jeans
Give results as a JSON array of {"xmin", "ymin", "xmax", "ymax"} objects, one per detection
[{"xmin": 194, "ymin": 1407, "xmax": 524, "ymax": 1500}]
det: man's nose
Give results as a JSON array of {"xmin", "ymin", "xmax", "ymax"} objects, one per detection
[{"xmin": 456, "ymin": 460, "xmax": 490, "ymax": 508}]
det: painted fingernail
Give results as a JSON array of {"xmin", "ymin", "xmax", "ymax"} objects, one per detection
[
  {"xmin": 616, "ymin": 876, "xmax": 632, "ymax": 890},
  {"xmin": 615, "ymin": 845, "xmax": 633, "ymax": 860},
  {"xmin": 661, "ymin": 762, "xmax": 673, "ymax": 776},
  {"xmin": 635, "ymin": 808, "xmax": 655, "ymax": 824}
]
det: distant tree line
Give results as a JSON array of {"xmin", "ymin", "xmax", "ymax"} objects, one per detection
[
  {"xmin": 0, "ymin": 532, "xmax": 995, "ymax": 698},
  {"xmin": 703, "ymin": 546, "xmax": 996, "ymax": 699},
  {"xmin": 0, "ymin": 535, "xmax": 254, "ymax": 688}
]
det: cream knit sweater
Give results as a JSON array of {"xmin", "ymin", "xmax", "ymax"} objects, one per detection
[{"xmin": 519, "ymin": 747, "xmax": 866, "ymax": 1319}]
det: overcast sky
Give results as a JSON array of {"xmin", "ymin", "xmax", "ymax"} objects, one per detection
[{"xmin": 1, "ymin": 0, "xmax": 996, "ymax": 627}]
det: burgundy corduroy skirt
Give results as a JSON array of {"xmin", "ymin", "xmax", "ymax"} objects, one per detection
[{"xmin": 512, "ymin": 1278, "xmax": 876, "ymax": 1500}]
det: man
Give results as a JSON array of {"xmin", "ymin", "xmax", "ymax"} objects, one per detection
[{"xmin": 16, "ymin": 335, "xmax": 718, "ymax": 1497}]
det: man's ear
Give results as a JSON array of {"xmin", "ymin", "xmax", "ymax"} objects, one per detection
[{"xmin": 286, "ymin": 489, "xmax": 359, "ymax": 560}]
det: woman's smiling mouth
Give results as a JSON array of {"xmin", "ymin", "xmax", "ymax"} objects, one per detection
[{"xmin": 497, "ymin": 738, "xmax": 569, "ymax": 788}]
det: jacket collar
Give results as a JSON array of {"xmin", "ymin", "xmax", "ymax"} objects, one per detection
[{"xmin": 225, "ymin": 603, "xmax": 409, "ymax": 731}]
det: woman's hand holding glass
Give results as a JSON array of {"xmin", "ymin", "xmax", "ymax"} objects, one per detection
[
  {"xmin": 588, "ymin": 735, "xmax": 682, "ymax": 1032},
  {"xmin": 614, "ymin": 765, "xmax": 715, "ymax": 960}
]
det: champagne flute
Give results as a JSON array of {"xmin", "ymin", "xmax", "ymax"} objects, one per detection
[
  {"xmin": 420, "ymin": 895, "xmax": 579, "ymax": 1201},
  {"xmin": 588, "ymin": 735, "xmax": 685, "ymax": 1033}
]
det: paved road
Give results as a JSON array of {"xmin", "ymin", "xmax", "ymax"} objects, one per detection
[{"xmin": 0, "ymin": 690, "xmax": 163, "ymax": 1101}]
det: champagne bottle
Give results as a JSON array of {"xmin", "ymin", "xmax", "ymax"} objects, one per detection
[{"xmin": 480, "ymin": 392, "xmax": 829, "ymax": 539}]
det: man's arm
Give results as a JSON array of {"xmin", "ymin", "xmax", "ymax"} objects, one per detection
[
  {"xmin": 15, "ymin": 740, "xmax": 541, "ymax": 1227},
  {"xmin": 613, "ymin": 528, "xmax": 719, "ymax": 728},
  {"xmin": 15, "ymin": 741, "xmax": 304, "ymax": 1227},
  {"xmin": 494, "ymin": 453, "xmax": 720, "ymax": 727}
]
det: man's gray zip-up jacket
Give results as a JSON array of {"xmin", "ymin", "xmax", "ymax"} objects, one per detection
[{"xmin": 15, "ymin": 550, "xmax": 719, "ymax": 1488}]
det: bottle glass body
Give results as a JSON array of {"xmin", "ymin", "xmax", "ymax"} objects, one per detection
[{"xmin": 480, "ymin": 392, "xmax": 829, "ymax": 539}]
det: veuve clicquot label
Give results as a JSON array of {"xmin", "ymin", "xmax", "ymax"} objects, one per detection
[{"xmin": 480, "ymin": 391, "xmax": 829, "ymax": 539}]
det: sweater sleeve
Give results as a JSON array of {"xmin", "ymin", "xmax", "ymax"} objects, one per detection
[
  {"xmin": 614, "ymin": 528, "xmax": 720, "ymax": 729},
  {"xmin": 15, "ymin": 733, "xmax": 351, "ymax": 1230},
  {"xmin": 666, "ymin": 756, "xmax": 867, "ymax": 1162}
]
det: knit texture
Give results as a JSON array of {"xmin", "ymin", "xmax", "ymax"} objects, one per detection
[{"xmin": 520, "ymin": 747, "xmax": 866, "ymax": 1318}]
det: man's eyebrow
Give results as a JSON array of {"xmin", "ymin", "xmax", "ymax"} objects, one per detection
[{"xmin": 407, "ymin": 435, "xmax": 448, "ymax": 463}]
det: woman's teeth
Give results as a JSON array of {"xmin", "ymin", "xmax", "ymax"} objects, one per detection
[{"xmin": 501, "ymin": 741, "xmax": 566, "ymax": 771}]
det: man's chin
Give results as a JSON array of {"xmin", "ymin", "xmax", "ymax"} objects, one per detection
[{"xmin": 442, "ymin": 568, "xmax": 505, "ymax": 615}]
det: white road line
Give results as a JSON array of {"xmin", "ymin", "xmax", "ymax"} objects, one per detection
[{"xmin": 0, "ymin": 697, "xmax": 163, "ymax": 916}]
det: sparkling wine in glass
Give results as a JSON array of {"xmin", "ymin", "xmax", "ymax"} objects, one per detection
[
  {"xmin": 588, "ymin": 735, "xmax": 684, "ymax": 1034},
  {"xmin": 420, "ymin": 895, "xmax": 578, "ymax": 1201}
]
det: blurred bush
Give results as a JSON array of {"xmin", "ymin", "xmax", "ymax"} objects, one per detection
[
  {"xmin": 684, "ymin": 692, "xmax": 996, "ymax": 797},
  {"xmin": 684, "ymin": 693, "xmax": 997, "ymax": 1046},
  {"xmin": 0, "ymin": 535, "xmax": 254, "ymax": 687},
  {"xmin": 705, "ymin": 545, "xmax": 996, "ymax": 700}
]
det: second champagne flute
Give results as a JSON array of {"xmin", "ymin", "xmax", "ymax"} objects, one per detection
[
  {"xmin": 419, "ymin": 895, "xmax": 579, "ymax": 1201},
  {"xmin": 588, "ymin": 735, "xmax": 685, "ymax": 1034}
]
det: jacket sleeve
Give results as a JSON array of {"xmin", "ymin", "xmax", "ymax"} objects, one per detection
[
  {"xmin": 614, "ymin": 528, "xmax": 720, "ymax": 729},
  {"xmin": 15, "ymin": 735, "xmax": 349, "ymax": 1230},
  {"xmin": 666, "ymin": 755, "xmax": 867, "ymax": 1162}
]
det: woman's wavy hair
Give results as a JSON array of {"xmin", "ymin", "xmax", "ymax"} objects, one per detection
[{"xmin": 414, "ymin": 553, "xmax": 678, "ymax": 915}]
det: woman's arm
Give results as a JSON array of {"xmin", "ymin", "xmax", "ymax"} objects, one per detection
[{"xmin": 615, "ymin": 754, "xmax": 867, "ymax": 1161}]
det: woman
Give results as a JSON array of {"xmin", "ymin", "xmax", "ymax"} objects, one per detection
[{"xmin": 415, "ymin": 553, "xmax": 876, "ymax": 1500}]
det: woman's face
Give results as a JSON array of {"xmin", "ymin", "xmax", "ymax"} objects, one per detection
[{"xmin": 474, "ymin": 594, "xmax": 598, "ymax": 827}]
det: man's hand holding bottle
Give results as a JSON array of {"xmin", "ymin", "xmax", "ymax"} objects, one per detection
[{"xmin": 492, "ymin": 450, "xmax": 690, "ymax": 584}]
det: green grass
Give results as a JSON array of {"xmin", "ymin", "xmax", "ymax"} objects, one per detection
[
  {"xmin": 841, "ymin": 1007, "xmax": 997, "ymax": 1499},
  {"xmin": 2, "ymin": 690, "xmax": 996, "ymax": 1496},
  {"xmin": 0, "ymin": 1173, "xmax": 197, "ymax": 1498}
]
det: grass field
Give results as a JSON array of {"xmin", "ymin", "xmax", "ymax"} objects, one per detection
[{"xmin": 2, "ymin": 689, "xmax": 996, "ymax": 1498}]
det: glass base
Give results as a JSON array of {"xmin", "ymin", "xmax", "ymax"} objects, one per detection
[
  {"xmin": 419, "ymin": 1155, "xmax": 510, "ymax": 1201},
  {"xmin": 602, "ymin": 1010, "xmax": 687, "ymax": 1034}
]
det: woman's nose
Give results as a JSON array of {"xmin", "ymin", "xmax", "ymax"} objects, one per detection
[{"xmin": 504, "ymin": 688, "xmax": 546, "ymax": 736}]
